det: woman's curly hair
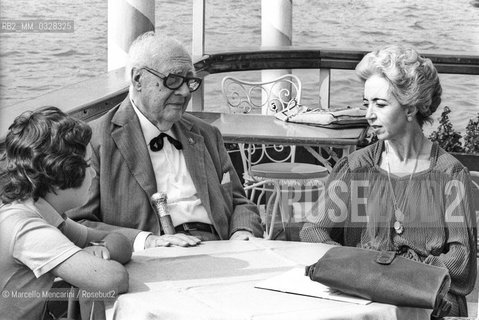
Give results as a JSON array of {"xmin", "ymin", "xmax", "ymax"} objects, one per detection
[
  {"xmin": 0, "ymin": 106, "xmax": 92, "ymax": 203},
  {"xmin": 355, "ymin": 44, "xmax": 442, "ymax": 127}
]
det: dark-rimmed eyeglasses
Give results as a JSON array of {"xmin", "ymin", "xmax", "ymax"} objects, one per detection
[{"xmin": 141, "ymin": 67, "xmax": 202, "ymax": 92}]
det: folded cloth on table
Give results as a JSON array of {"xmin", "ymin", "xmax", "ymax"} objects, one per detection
[
  {"xmin": 305, "ymin": 246, "xmax": 452, "ymax": 319},
  {"xmin": 275, "ymin": 101, "xmax": 367, "ymax": 128}
]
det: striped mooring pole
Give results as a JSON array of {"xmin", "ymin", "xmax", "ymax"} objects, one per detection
[
  {"xmin": 261, "ymin": 0, "xmax": 292, "ymax": 114},
  {"xmin": 108, "ymin": 0, "xmax": 155, "ymax": 71}
]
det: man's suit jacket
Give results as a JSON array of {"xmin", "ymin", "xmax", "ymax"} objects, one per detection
[{"xmin": 67, "ymin": 97, "xmax": 263, "ymax": 244}]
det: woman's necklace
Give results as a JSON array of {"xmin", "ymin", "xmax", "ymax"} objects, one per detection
[{"xmin": 385, "ymin": 143, "xmax": 419, "ymax": 235}]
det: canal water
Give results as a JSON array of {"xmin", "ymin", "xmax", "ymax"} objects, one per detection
[{"xmin": 1, "ymin": 0, "xmax": 478, "ymax": 135}]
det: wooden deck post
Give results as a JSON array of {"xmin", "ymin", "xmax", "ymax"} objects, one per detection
[{"xmin": 108, "ymin": 0, "xmax": 155, "ymax": 71}]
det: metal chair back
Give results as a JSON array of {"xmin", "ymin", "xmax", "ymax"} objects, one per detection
[
  {"xmin": 221, "ymin": 74, "xmax": 302, "ymax": 182},
  {"xmin": 221, "ymin": 74, "xmax": 301, "ymax": 115}
]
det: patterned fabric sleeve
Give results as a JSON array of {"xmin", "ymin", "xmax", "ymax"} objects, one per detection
[
  {"xmin": 424, "ymin": 168, "xmax": 477, "ymax": 297},
  {"xmin": 300, "ymin": 156, "xmax": 352, "ymax": 245}
]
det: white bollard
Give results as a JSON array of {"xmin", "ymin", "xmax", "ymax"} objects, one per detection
[
  {"xmin": 108, "ymin": 0, "xmax": 155, "ymax": 71},
  {"xmin": 261, "ymin": 0, "xmax": 292, "ymax": 114}
]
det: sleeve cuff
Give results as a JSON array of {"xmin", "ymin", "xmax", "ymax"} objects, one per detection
[
  {"xmin": 229, "ymin": 228, "xmax": 254, "ymax": 238},
  {"xmin": 33, "ymin": 247, "xmax": 82, "ymax": 278},
  {"xmin": 133, "ymin": 231, "xmax": 152, "ymax": 252}
]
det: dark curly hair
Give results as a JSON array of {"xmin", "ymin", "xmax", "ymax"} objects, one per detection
[{"xmin": 0, "ymin": 106, "xmax": 92, "ymax": 203}]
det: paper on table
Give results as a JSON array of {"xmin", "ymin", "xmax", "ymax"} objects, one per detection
[{"xmin": 255, "ymin": 268, "xmax": 371, "ymax": 305}]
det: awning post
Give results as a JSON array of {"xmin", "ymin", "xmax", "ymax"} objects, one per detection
[
  {"xmin": 261, "ymin": 0, "xmax": 292, "ymax": 114},
  {"xmin": 108, "ymin": 0, "xmax": 155, "ymax": 71}
]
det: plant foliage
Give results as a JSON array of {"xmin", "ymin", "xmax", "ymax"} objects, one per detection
[
  {"xmin": 428, "ymin": 106, "xmax": 464, "ymax": 153},
  {"xmin": 463, "ymin": 113, "xmax": 479, "ymax": 153}
]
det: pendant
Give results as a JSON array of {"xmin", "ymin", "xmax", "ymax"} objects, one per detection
[
  {"xmin": 394, "ymin": 221, "xmax": 404, "ymax": 235},
  {"xmin": 394, "ymin": 208, "xmax": 404, "ymax": 222}
]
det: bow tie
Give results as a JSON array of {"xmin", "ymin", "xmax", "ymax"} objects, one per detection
[{"xmin": 149, "ymin": 132, "xmax": 183, "ymax": 151}]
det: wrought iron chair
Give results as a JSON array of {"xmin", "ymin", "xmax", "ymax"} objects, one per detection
[{"xmin": 221, "ymin": 74, "xmax": 329, "ymax": 239}]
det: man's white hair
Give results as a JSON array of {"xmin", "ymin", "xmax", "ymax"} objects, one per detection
[{"xmin": 125, "ymin": 31, "xmax": 192, "ymax": 82}]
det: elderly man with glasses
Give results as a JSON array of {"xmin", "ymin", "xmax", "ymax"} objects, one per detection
[{"xmin": 68, "ymin": 32, "xmax": 263, "ymax": 250}]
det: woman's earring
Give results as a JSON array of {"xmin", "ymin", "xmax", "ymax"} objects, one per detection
[{"xmin": 407, "ymin": 115, "xmax": 412, "ymax": 122}]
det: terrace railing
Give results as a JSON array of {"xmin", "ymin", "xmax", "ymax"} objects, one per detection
[{"xmin": 1, "ymin": 48, "xmax": 478, "ymax": 152}]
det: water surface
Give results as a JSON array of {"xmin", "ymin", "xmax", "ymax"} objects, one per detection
[{"xmin": 0, "ymin": 0, "xmax": 478, "ymax": 134}]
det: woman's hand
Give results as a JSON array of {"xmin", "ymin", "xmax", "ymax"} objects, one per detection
[{"xmin": 229, "ymin": 230, "xmax": 255, "ymax": 240}]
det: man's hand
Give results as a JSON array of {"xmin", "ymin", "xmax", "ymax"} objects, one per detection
[
  {"xmin": 229, "ymin": 230, "xmax": 255, "ymax": 240},
  {"xmin": 83, "ymin": 245, "xmax": 111, "ymax": 260},
  {"xmin": 144, "ymin": 234, "xmax": 201, "ymax": 248}
]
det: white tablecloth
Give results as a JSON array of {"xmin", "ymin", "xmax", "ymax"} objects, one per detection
[{"xmin": 106, "ymin": 240, "xmax": 430, "ymax": 320}]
